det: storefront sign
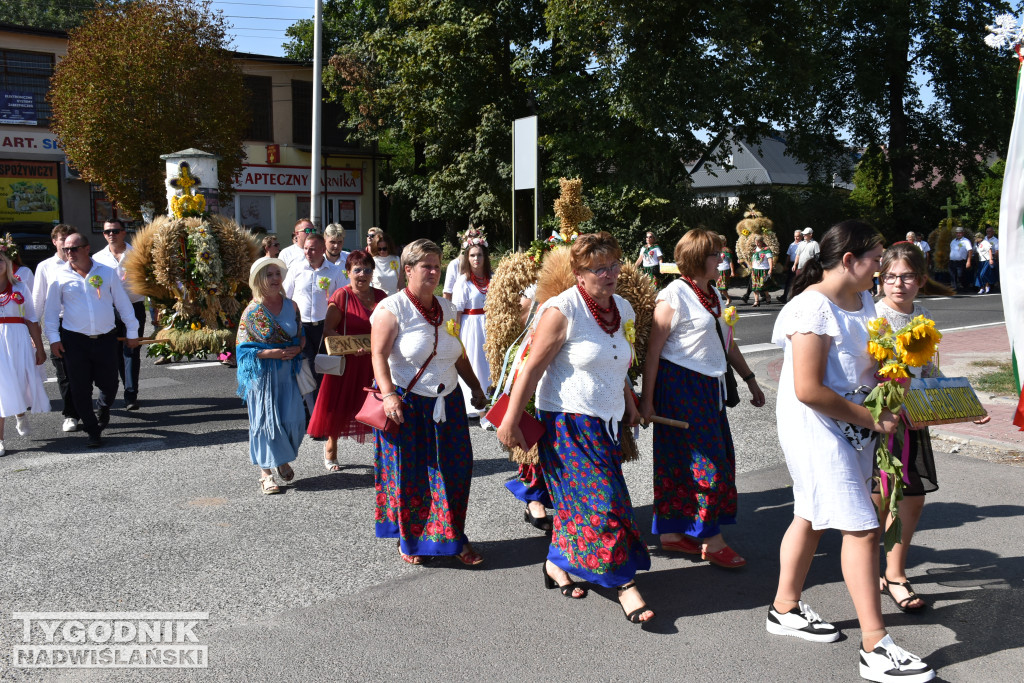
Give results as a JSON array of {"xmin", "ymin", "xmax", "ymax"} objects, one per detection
[
  {"xmin": 0, "ymin": 132, "xmax": 62, "ymax": 156},
  {"xmin": 234, "ymin": 164, "xmax": 362, "ymax": 194},
  {"xmin": 0, "ymin": 92, "xmax": 37, "ymax": 125},
  {"xmin": 0, "ymin": 159, "xmax": 60, "ymax": 223},
  {"xmin": 901, "ymin": 377, "xmax": 988, "ymax": 427}
]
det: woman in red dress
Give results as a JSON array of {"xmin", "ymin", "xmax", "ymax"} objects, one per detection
[{"xmin": 308, "ymin": 250, "xmax": 387, "ymax": 470}]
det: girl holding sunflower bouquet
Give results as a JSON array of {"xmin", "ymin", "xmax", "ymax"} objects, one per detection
[{"xmin": 871, "ymin": 243, "xmax": 989, "ymax": 614}]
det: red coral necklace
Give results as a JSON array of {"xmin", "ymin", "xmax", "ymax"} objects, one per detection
[
  {"xmin": 577, "ymin": 284, "xmax": 620, "ymax": 335},
  {"xmin": 469, "ymin": 272, "xmax": 489, "ymax": 294},
  {"xmin": 404, "ymin": 288, "xmax": 442, "ymax": 327},
  {"xmin": 681, "ymin": 276, "xmax": 721, "ymax": 317}
]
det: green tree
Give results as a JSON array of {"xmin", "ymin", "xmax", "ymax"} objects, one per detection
[
  {"xmin": 0, "ymin": 0, "xmax": 109, "ymax": 31},
  {"xmin": 49, "ymin": 0, "xmax": 249, "ymax": 215},
  {"xmin": 849, "ymin": 143, "xmax": 894, "ymax": 234}
]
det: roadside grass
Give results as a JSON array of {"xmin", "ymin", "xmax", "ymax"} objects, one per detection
[{"xmin": 970, "ymin": 360, "xmax": 1018, "ymax": 395}]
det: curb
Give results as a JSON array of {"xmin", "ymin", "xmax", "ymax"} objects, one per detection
[{"xmin": 929, "ymin": 429, "xmax": 1022, "ymax": 453}]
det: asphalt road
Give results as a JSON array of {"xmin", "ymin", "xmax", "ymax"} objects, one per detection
[{"xmin": 0, "ymin": 324, "xmax": 1020, "ymax": 681}]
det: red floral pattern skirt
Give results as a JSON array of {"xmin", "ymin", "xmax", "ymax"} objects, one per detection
[
  {"xmin": 374, "ymin": 390, "xmax": 473, "ymax": 556},
  {"xmin": 505, "ymin": 463, "xmax": 551, "ymax": 507},
  {"xmin": 537, "ymin": 410, "xmax": 651, "ymax": 588},
  {"xmin": 652, "ymin": 359, "xmax": 738, "ymax": 537}
]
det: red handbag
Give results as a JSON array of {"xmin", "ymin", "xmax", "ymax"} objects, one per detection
[
  {"xmin": 485, "ymin": 393, "xmax": 546, "ymax": 450},
  {"xmin": 356, "ymin": 326, "xmax": 438, "ymax": 434}
]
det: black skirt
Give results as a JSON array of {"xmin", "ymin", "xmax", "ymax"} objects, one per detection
[{"xmin": 872, "ymin": 427, "xmax": 938, "ymax": 496}]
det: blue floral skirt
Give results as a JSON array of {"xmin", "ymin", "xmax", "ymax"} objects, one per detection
[
  {"xmin": 374, "ymin": 390, "xmax": 473, "ymax": 557},
  {"xmin": 537, "ymin": 410, "xmax": 651, "ymax": 588},
  {"xmin": 652, "ymin": 359, "xmax": 738, "ymax": 537},
  {"xmin": 505, "ymin": 463, "xmax": 552, "ymax": 507}
]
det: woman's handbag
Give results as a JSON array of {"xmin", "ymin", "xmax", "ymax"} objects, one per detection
[
  {"xmin": 355, "ymin": 325, "xmax": 438, "ymax": 434},
  {"xmin": 714, "ymin": 319, "xmax": 741, "ymax": 409},
  {"xmin": 314, "ymin": 289, "xmax": 347, "ymax": 376},
  {"xmin": 296, "ymin": 360, "xmax": 318, "ymax": 396}
]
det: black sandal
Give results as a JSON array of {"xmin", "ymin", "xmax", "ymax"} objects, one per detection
[
  {"xmin": 617, "ymin": 581, "xmax": 655, "ymax": 623},
  {"xmin": 542, "ymin": 562, "xmax": 587, "ymax": 598},
  {"xmin": 882, "ymin": 576, "xmax": 926, "ymax": 613},
  {"xmin": 525, "ymin": 504, "xmax": 553, "ymax": 532}
]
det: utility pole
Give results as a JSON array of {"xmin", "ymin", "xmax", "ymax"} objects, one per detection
[{"xmin": 310, "ymin": 0, "xmax": 323, "ymax": 226}]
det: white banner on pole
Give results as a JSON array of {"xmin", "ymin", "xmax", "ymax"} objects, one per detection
[{"xmin": 512, "ymin": 116, "xmax": 537, "ymax": 190}]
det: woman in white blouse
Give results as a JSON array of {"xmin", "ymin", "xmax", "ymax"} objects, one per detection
[
  {"xmin": 371, "ymin": 239, "xmax": 487, "ymax": 566},
  {"xmin": 639, "ymin": 230, "xmax": 765, "ymax": 569},
  {"xmin": 369, "ymin": 231, "xmax": 405, "ymax": 295},
  {"xmin": 497, "ymin": 233, "xmax": 654, "ymax": 624}
]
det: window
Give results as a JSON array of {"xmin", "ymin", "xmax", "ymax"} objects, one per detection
[
  {"xmin": 0, "ymin": 49, "xmax": 55, "ymax": 126},
  {"xmin": 237, "ymin": 195, "xmax": 274, "ymax": 234},
  {"xmin": 291, "ymin": 79, "xmax": 355, "ymax": 147},
  {"xmin": 243, "ymin": 75, "xmax": 273, "ymax": 141}
]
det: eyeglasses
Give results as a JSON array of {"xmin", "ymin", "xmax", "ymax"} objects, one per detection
[
  {"xmin": 63, "ymin": 245, "xmax": 88, "ymax": 254},
  {"xmin": 350, "ymin": 266, "xmax": 373, "ymax": 274},
  {"xmin": 880, "ymin": 273, "xmax": 919, "ymax": 285},
  {"xmin": 584, "ymin": 261, "xmax": 623, "ymax": 278},
  {"xmin": 103, "ymin": 228, "xmax": 124, "ymax": 236}
]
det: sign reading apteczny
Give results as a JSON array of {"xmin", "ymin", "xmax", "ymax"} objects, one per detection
[{"xmin": 12, "ymin": 612, "xmax": 208, "ymax": 668}]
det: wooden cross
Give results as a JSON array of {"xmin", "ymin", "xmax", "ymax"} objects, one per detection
[{"xmin": 940, "ymin": 196, "xmax": 958, "ymax": 222}]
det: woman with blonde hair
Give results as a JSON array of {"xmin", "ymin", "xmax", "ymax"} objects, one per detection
[
  {"xmin": 497, "ymin": 232, "xmax": 654, "ymax": 624},
  {"xmin": 236, "ymin": 257, "xmax": 306, "ymax": 494},
  {"xmin": 640, "ymin": 229, "xmax": 764, "ymax": 569},
  {"xmin": 370, "ymin": 239, "xmax": 488, "ymax": 565},
  {"xmin": 452, "ymin": 239, "xmax": 493, "ymax": 422}
]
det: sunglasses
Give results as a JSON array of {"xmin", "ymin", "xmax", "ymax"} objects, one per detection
[
  {"xmin": 302, "ymin": 228, "xmax": 319, "ymax": 235},
  {"xmin": 103, "ymin": 229, "xmax": 124, "ymax": 236},
  {"xmin": 63, "ymin": 245, "xmax": 88, "ymax": 254},
  {"xmin": 350, "ymin": 266, "xmax": 373, "ymax": 275}
]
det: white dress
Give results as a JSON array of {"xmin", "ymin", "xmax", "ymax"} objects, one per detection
[
  {"xmin": 451, "ymin": 274, "xmax": 491, "ymax": 417},
  {"xmin": 771, "ymin": 289, "xmax": 878, "ymax": 531},
  {"xmin": 0, "ymin": 281, "xmax": 51, "ymax": 417},
  {"xmin": 372, "ymin": 254, "xmax": 401, "ymax": 295}
]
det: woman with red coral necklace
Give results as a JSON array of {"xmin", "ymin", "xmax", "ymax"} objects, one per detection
[
  {"xmin": 497, "ymin": 232, "xmax": 653, "ymax": 624},
  {"xmin": 639, "ymin": 230, "xmax": 765, "ymax": 570},
  {"xmin": 452, "ymin": 241, "xmax": 494, "ymax": 424},
  {"xmin": 370, "ymin": 239, "xmax": 488, "ymax": 566}
]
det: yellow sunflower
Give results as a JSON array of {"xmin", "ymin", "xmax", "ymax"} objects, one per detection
[
  {"xmin": 895, "ymin": 316, "xmax": 942, "ymax": 367},
  {"xmin": 877, "ymin": 361, "xmax": 909, "ymax": 380},
  {"xmin": 868, "ymin": 340, "xmax": 892, "ymax": 362}
]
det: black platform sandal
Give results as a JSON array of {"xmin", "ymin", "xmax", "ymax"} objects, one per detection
[
  {"xmin": 617, "ymin": 581, "xmax": 655, "ymax": 623},
  {"xmin": 882, "ymin": 576, "xmax": 926, "ymax": 613},
  {"xmin": 542, "ymin": 562, "xmax": 587, "ymax": 598},
  {"xmin": 525, "ymin": 504, "xmax": 553, "ymax": 532}
]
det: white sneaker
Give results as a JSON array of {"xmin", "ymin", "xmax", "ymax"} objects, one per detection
[
  {"xmin": 859, "ymin": 634, "xmax": 935, "ymax": 683},
  {"xmin": 62, "ymin": 418, "xmax": 79, "ymax": 433},
  {"xmin": 766, "ymin": 600, "xmax": 840, "ymax": 642},
  {"xmin": 15, "ymin": 415, "xmax": 29, "ymax": 436},
  {"xmin": 0, "ymin": 440, "xmax": 5, "ymax": 456}
]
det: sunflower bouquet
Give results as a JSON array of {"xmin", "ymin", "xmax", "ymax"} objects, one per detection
[{"xmin": 864, "ymin": 315, "xmax": 942, "ymax": 551}]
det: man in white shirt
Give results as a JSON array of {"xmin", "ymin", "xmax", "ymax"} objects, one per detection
[
  {"xmin": 282, "ymin": 233, "xmax": 345, "ymax": 400},
  {"xmin": 45, "ymin": 232, "xmax": 139, "ymax": 448},
  {"xmin": 443, "ymin": 252, "xmax": 462, "ymax": 300},
  {"xmin": 793, "ymin": 227, "xmax": 820, "ymax": 272},
  {"xmin": 93, "ymin": 219, "xmax": 147, "ymax": 411},
  {"xmin": 781, "ymin": 229, "xmax": 802, "ymax": 302},
  {"xmin": 323, "ymin": 223, "xmax": 350, "ymax": 268},
  {"xmin": 948, "ymin": 226, "xmax": 973, "ymax": 293},
  {"xmin": 279, "ymin": 218, "xmax": 315, "ymax": 267},
  {"xmin": 906, "ymin": 231, "xmax": 931, "ymax": 270},
  {"xmin": 32, "ymin": 223, "xmax": 82, "ymax": 433}
]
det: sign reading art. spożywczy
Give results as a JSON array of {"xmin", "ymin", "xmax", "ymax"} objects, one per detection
[
  {"xmin": 901, "ymin": 377, "xmax": 988, "ymax": 428},
  {"xmin": 0, "ymin": 159, "xmax": 61, "ymax": 223}
]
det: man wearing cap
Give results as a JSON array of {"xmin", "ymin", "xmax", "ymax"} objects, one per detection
[
  {"xmin": 793, "ymin": 227, "xmax": 820, "ymax": 276},
  {"xmin": 32, "ymin": 223, "xmax": 82, "ymax": 433},
  {"xmin": 93, "ymin": 219, "xmax": 147, "ymax": 411},
  {"xmin": 279, "ymin": 218, "xmax": 315, "ymax": 268},
  {"xmin": 44, "ymin": 232, "xmax": 140, "ymax": 448},
  {"xmin": 949, "ymin": 226, "xmax": 973, "ymax": 293}
]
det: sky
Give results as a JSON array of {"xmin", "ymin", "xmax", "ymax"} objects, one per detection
[{"xmin": 211, "ymin": 0, "xmax": 312, "ymax": 57}]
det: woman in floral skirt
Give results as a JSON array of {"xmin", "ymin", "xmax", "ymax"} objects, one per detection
[
  {"xmin": 639, "ymin": 229, "xmax": 765, "ymax": 569},
  {"xmin": 497, "ymin": 232, "xmax": 653, "ymax": 624}
]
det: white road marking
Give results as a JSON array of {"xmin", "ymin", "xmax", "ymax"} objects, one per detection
[
  {"xmin": 738, "ymin": 343, "xmax": 778, "ymax": 354},
  {"xmin": 168, "ymin": 362, "xmax": 224, "ymax": 370},
  {"xmin": 939, "ymin": 321, "xmax": 1005, "ymax": 333}
]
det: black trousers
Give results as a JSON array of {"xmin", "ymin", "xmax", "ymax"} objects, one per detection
[
  {"xmin": 61, "ymin": 329, "xmax": 119, "ymax": 437},
  {"xmin": 301, "ymin": 321, "xmax": 325, "ymax": 391},
  {"xmin": 948, "ymin": 259, "xmax": 968, "ymax": 292},
  {"xmin": 114, "ymin": 301, "xmax": 147, "ymax": 403},
  {"xmin": 51, "ymin": 322, "xmax": 80, "ymax": 420}
]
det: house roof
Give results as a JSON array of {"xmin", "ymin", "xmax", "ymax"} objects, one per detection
[{"xmin": 688, "ymin": 134, "xmax": 815, "ymax": 190}]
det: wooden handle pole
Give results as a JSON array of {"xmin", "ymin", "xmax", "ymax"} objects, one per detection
[{"xmin": 644, "ymin": 415, "xmax": 689, "ymax": 430}]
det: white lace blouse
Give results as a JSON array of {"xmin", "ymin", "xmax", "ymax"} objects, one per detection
[
  {"xmin": 535, "ymin": 287, "xmax": 634, "ymax": 435},
  {"xmin": 656, "ymin": 279, "xmax": 727, "ymax": 377},
  {"xmin": 874, "ymin": 300, "xmax": 940, "ymax": 379},
  {"xmin": 370, "ymin": 292, "xmax": 463, "ymax": 422}
]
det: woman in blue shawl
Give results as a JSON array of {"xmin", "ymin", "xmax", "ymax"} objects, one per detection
[{"xmin": 236, "ymin": 257, "xmax": 307, "ymax": 494}]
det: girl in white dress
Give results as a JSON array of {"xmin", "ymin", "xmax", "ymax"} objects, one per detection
[
  {"xmin": 370, "ymin": 231, "xmax": 404, "ymax": 295},
  {"xmin": 0, "ymin": 253, "xmax": 50, "ymax": 456},
  {"xmin": 767, "ymin": 221, "xmax": 935, "ymax": 683},
  {"xmin": 452, "ymin": 243, "xmax": 492, "ymax": 422}
]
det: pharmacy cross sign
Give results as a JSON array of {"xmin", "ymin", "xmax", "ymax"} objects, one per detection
[{"xmin": 940, "ymin": 196, "xmax": 959, "ymax": 222}]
